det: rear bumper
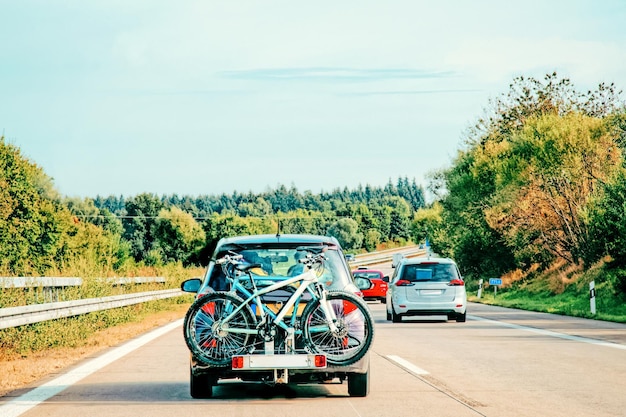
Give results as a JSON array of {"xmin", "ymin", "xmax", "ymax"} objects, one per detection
[
  {"xmin": 191, "ymin": 352, "xmax": 370, "ymax": 381},
  {"xmin": 392, "ymin": 300, "xmax": 466, "ymax": 316}
]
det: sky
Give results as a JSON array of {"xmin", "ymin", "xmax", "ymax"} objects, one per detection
[{"xmin": 2, "ymin": 0, "xmax": 626, "ymax": 199}]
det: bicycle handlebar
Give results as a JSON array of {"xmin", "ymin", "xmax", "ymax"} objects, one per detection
[
  {"xmin": 215, "ymin": 253, "xmax": 243, "ymax": 265},
  {"xmin": 215, "ymin": 248, "xmax": 326, "ymax": 277}
]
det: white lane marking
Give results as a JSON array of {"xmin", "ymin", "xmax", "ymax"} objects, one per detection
[
  {"xmin": 0, "ymin": 319, "xmax": 183, "ymax": 417},
  {"xmin": 469, "ymin": 315, "xmax": 626, "ymax": 350},
  {"xmin": 386, "ymin": 355, "xmax": 429, "ymax": 375}
]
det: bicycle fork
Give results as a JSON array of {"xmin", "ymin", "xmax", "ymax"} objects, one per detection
[{"xmin": 315, "ymin": 285, "xmax": 340, "ymax": 334}]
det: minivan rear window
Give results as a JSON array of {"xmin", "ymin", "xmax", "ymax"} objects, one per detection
[{"xmin": 402, "ymin": 263, "xmax": 459, "ymax": 282}]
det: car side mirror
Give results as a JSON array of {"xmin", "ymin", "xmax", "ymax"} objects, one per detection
[
  {"xmin": 383, "ymin": 276, "xmax": 389, "ymax": 283},
  {"xmin": 354, "ymin": 277, "xmax": 373, "ymax": 290},
  {"xmin": 181, "ymin": 278, "xmax": 202, "ymax": 293}
]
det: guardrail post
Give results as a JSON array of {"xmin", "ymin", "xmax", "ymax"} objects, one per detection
[{"xmin": 477, "ymin": 279, "xmax": 483, "ymax": 299}]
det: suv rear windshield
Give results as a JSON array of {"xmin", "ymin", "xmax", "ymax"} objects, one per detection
[
  {"xmin": 401, "ymin": 263, "xmax": 459, "ymax": 282},
  {"xmin": 207, "ymin": 246, "xmax": 351, "ymax": 291}
]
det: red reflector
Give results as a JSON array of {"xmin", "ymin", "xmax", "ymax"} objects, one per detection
[
  {"xmin": 201, "ymin": 302, "xmax": 216, "ymax": 315},
  {"xmin": 202, "ymin": 339, "xmax": 217, "ymax": 349},
  {"xmin": 343, "ymin": 300, "xmax": 358, "ymax": 315},
  {"xmin": 314, "ymin": 355, "xmax": 326, "ymax": 367},
  {"xmin": 232, "ymin": 356, "xmax": 244, "ymax": 369}
]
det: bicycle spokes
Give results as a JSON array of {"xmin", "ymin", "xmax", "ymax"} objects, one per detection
[
  {"xmin": 301, "ymin": 292, "xmax": 373, "ymax": 366},
  {"xmin": 184, "ymin": 292, "xmax": 256, "ymax": 366}
]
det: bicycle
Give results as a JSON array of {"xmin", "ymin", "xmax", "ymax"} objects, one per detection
[{"xmin": 183, "ymin": 246, "xmax": 374, "ymax": 368}]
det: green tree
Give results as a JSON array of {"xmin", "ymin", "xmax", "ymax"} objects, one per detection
[
  {"xmin": 584, "ymin": 169, "xmax": 626, "ymax": 293},
  {"xmin": 411, "ymin": 202, "xmax": 443, "ymax": 246},
  {"xmin": 431, "ymin": 73, "xmax": 625, "ymax": 278},
  {"xmin": 327, "ymin": 218, "xmax": 363, "ymax": 250},
  {"xmin": 363, "ymin": 228, "xmax": 381, "ymax": 252},
  {"xmin": 0, "ymin": 138, "xmax": 69, "ymax": 274},
  {"xmin": 122, "ymin": 193, "xmax": 163, "ymax": 262},
  {"xmin": 484, "ymin": 113, "xmax": 622, "ymax": 264},
  {"xmin": 154, "ymin": 206, "xmax": 206, "ymax": 265}
]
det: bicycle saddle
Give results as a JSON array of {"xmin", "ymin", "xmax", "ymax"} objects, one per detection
[{"xmin": 235, "ymin": 262, "xmax": 264, "ymax": 272}]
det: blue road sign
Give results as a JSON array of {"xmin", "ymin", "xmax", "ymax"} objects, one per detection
[{"xmin": 489, "ymin": 278, "xmax": 502, "ymax": 286}]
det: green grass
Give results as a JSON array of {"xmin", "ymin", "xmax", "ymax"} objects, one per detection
[
  {"xmin": 468, "ymin": 264, "xmax": 626, "ymax": 323},
  {"xmin": 0, "ymin": 295, "xmax": 195, "ymax": 356},
  {"xmin": 0, "ymin": 262, "xmax": 202, "ymax": 356}
]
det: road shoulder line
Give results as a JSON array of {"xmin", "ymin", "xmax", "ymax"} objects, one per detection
[{"xmin": 0, "ymin": 319, "xmax": 183, "ymax": 417}]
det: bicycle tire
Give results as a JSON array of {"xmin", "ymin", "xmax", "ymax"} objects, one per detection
[
  {"xmin": 183, "ymin": 292, "xmax": 256, "ymax": 366},
  {"xmin": 300, "ymin": 291, "xmax": 374, "ymax": 366}
]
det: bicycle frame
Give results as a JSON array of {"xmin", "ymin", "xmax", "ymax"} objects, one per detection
[{"xmin": 218, "ymin": 268, "xmax": 339, "ymax": 337}]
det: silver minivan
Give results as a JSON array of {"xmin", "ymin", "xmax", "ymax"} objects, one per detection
[{"xmin": 386, "ymin": 257, "xmax": 467, "ymax": 322}]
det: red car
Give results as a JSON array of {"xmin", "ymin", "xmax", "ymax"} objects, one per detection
[{"xmin": 352, "ymin": 269, "xmax": 389, "ymax": 303}]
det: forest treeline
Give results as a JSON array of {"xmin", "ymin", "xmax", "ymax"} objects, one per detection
[
  {"xmin": 0, "ymin": 138, "xmax": 425, "ymax": 276},
  {"xmin": 3, "ymin": 72, "xmax": 626, "ymax": 300},
  {"xmin": 414, "ymin": 72, "xmax": 626, "ymax": 295}
]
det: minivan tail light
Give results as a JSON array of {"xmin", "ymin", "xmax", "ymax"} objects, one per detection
[
  {"xmin": 395, "ymin": 279, "xmax": 412, "ymax": 287},
  {"xmin": 448, "ymin": 279, "xmax": 465, "ymax": 286}
]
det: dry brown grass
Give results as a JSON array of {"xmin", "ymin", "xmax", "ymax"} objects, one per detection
[{"xmin": 0, "ymin": 304, "xmax": 190, "ymax": 397}]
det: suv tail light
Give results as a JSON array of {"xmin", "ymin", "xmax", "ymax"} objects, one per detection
[
  {"xmin": 314, "ymin": 355, "xmax": 326, "ymax": 368},
  {"xmin": 232, "ymin": 356, "xmax": 244, "ymax": 369},
  {"xmin": 395, "ymin": 279, "xmax": 412, "ymax": 287},
  {"xmin": 448, "ymin": 279, "xmax": 465, "ymax": 286}
]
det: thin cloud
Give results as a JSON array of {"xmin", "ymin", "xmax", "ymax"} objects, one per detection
[
  {"xmin": 341, "ymin": 88, "xmax": 483, "ymax": 97},
  {"xmin": 218, "ymin": 67, "xmax": 456, "ymax": 82}
]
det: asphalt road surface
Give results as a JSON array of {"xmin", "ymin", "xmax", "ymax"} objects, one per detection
[{"xmin": 2, "ymin": 301, "xmax": 625, "ymax": 417}]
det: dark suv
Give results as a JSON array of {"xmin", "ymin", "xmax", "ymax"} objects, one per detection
[{"xmin": 181, "ymin": 234, "xmax": 371, "ymax": 398}]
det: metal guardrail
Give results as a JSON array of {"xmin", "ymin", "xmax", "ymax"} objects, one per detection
[
  {"xmin": 0, "ymin": 289, "xmax": 185, "ymax": 330},
  {"xmin": 0, "ymin": 276, "xmax": 167, "ymax": 303},
  {"xmin": 348, "ymin": 245, "xmax": 428, "ymax": 267},
  {"xmin": 0, "ymin": 276, "xmax": 166, "ymax": 288}
]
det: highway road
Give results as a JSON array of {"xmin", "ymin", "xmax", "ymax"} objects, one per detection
[{"xmin": 2, "ymin": 300, "xmax": 625, "ymax": 417}]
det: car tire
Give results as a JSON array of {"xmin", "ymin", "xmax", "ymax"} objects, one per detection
[
  {"xmin": 386, "ymin": 308, "xmax": 392, "ymax": 321},
  {"xmin": 190, "ymin": 367, "xmax": 216, "ymax": 399},
  {"xmin": 347, "ymin": 366, "xmax": 370, "ymax": 397},
  {"xmin": 455, "ymin": 312, "xmax": 467, "ymax": 323},
  {"xmin": 380, "ymin": 297, "xmax": 386, "ymax": 304},
  {"xmin": 391, "ymin": 307, "xmax": 401, "ymax": 323}
]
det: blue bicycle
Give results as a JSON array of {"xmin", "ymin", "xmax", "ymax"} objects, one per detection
[{"xmin": 183, "ymin": 247, "xmax": 374, "ymax": 367}]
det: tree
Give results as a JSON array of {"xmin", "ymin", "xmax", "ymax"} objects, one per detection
[
  {"xmin": 363, "ymin": 228, "xmax": 381, "ymax": 252},
  {"xmin": 153, "ymin": 207, "xmax": 206, "ymax": 265},
  {"xmin": 411, "ymin": 203, "xmax": 443, "ymax": 246},
  {"xmin": 0, "ymin": 138, "xmax": 69, "ymax": 274},
  {"xmin": 122, "ymin": 193, "xmax": 164, "ymax": 262},
  {"xmin": 385, "ymin": 196, "xmax": 412, "ymax": 242},
  {"xmin": 327, "ymin": 218, "xmax": 363, "ymax": 250},
  {"xmin": 65, "ymin": 197, "xmax": 123, "ymax": 236},
  {"xmin": 432, "ymin": 73, "xmax": 625, "ymax": 278},
  {"xmin": 484, "ymin": 113, "xmax": 622, "ymax": 264}
]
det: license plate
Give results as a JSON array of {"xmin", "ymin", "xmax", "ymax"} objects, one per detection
[
  {"xmin": 243, "ymin": 354, "xmax": 326, "ymax": 369},
  {"xmin": 420, "ymin": 289, "xmax": 442, "ymax": 295}
]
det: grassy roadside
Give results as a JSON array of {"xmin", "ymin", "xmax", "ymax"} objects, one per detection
[
  {"xmin": 0, "ymin": 296, "xmax": 195, "ymax": 397},
  {"xmin": 466, "ymin": 261, "xmax": 626, "ymax": 324}
]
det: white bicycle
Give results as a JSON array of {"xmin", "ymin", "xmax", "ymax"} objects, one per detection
[{"xmin": 183, "ymin": 247, "xmax": 374, "ymax": 367}]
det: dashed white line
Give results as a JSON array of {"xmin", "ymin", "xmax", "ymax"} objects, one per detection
[
  {"xmin": 469, "ymin": 315, "xmax": 626, "ymax": 350},
  {"xmin": 0, "ymin": 319, "xmax": 183, "ymax": 417},
  {"xmin": 386, "ymin": 354, "xmax": 430, "ymax": 375}
]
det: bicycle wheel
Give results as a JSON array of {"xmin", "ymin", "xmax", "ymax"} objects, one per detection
[
  {"xmin": 301, "ymin": 291, "xmax": 374, "ymax": 366},
  {"xmin": 183, "ymin": 292, "xmax": 256, "ymax": 366}
]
